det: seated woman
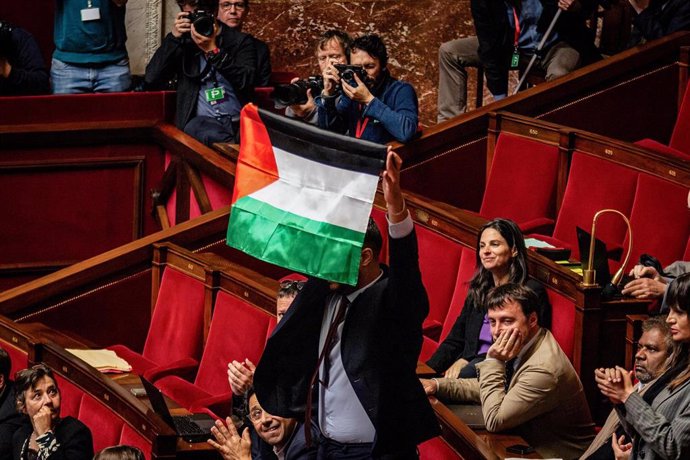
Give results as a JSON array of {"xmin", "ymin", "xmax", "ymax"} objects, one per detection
[
  {"xmin": 596, "ymin": 272, "xmax": 690, "ymax": 460},
  {"xmin": 12, "ymin": 363, "xmax": 93, "ymax": 460},
  {"xmin": 426, "ymin": 218, "xmax": 550, "ymax": 378}
]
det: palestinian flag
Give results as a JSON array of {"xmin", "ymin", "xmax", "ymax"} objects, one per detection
[{"xmin": 226, "ymin": 104, "xmax": 387, "ymax": 285}]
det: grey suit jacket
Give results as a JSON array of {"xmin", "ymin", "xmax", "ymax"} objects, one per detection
[
  {"xmin": 436, "ymin": 328, "xmax": 595, "ymax": 459},
  {"xmin": 617, "ymin": 377, "xmax": 690, "ymax": 460}
]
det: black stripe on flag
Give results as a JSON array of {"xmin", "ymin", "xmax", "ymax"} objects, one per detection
[{"xmin": 257, "ymin": 107, "xmax": 387, "ymax": 176}]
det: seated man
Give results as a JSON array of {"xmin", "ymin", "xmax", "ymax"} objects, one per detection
[
  {"xmin": 283, "ymin": 30, "xmax": 351, "ymax": 125},
  {"xmin": 581, "ymin": 315, "xmax": 673, "ymax": 459},
  {"xmin": 145, "ymin": 0, "xmax": 256, "ymax": 146},
  {"xmin": 208, "ymin": 386, "xmax": 317, "ymax": 460},
  {"xmin": 51, "ymin": 0, "xmax": 131, "ymax": 94},
  {"xmin": 227, "ymin": 275, "xmax": 306, "ymax": 397},
  {"xmin": 216, "ymin": 0, "xmax": 271, "ymax": 87},
  {"xmin": 422, "ymin": 283, "xmax": 595, "ymax": 459},
  {"xmin": 627, "ymin": 0, "xmax": 690, "ymax": 46},
  {"xmin": 0, "ymin": 20, "xmax": 49, "ymax": 95},
  {"xmin": 316, "ymin": 34, "xmax": 419, "ymax": 144},
  {"xmin": 437, "ymin": 0, "xmax": 601, "ymax": 121}
]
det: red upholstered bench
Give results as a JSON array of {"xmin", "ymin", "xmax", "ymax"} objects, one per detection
[{"xmin": 418, "ymin": 436, "xmax": 461, "ymax": 459}]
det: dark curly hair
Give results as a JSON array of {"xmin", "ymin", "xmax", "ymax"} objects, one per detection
[{"xmin": 351, "ymin": 34, "xmax": 388, "ymax": 68}]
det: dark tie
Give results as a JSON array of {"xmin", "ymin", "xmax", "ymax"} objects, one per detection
[
  {"xmin": 505, "ymin": 358, "xmax": 517, "ymax": 392},
  {"xmin": 304, "ymin": 295, "xmax": 349, "ymax": 446}
]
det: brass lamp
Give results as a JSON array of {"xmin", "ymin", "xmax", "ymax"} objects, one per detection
[{"xmin": 582, "ymin": 209, "xmax": 633, "ymax": 289}]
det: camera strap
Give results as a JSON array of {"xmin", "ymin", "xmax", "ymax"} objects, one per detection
[{"xmin": 355, "ymin": 104, "xmax": 370, "ymax": 139}]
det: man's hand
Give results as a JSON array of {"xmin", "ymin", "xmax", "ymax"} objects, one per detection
[
  {"xmin": 612, "ymin": 433, "xmax": 633, "ymax": 459},
  {"xmin": 558, "ymin": 0, "xmax": 581, "ymax": 11},
  {"xmin": 0, "ymin": 57, "xmax": 10, "ymax": 79},
  {"xmin": 191, "ymin": 22, "xmax": 219, "ymax": 53},
  {"xmin": 208, "ymin": 417, "xmax": 252, "ymax": 460},
  {"xmin": 32, "ymin": 406, "xmax": 53, "ymax": 437},
  {"xmin": 628, "ymin": 0, "xmax": 650, "ymax": 14},
  {"xmin": 595, "ymin": 366, "xmax": 635, "ymax": 405},
  {"xmin": 382, "ymin": 150, "xmax": 406, "ymax": 223},
  {"xmin": 288, "ymin": 78, "xmax": 316, "ymax": 117},
  {"xmin": 321, "ymin": 61, "xmax": 341, "ymax": 96},
  {"xmin": 420, "ymin": 378, "xmax": 438, "ymax": 395},
  {"xmin": 487, "ymin": 328, "xmax": 523, "ymax": 362},
  {"xmin": 622, "ymin": 264, "xmax": 667, "ymax": 299},
  {"xmin": 227, "ymin": 359, "xmax": 255, "ymax": 396},
  {"xmin": 172, "ymin": 11, "xmax": 192, "ymax": 38},
  {"xmin": 342, "ymin": 73, "xmax": 374, "ymax": 105},
  {"xmin": 444, "ymin": 358, "xmax": 469, "ymax": 379}
]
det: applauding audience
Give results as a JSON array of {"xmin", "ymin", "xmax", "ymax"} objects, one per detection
[{"xmin": 596, "ymin": 272, "xmax": 690, "ymax": 460}]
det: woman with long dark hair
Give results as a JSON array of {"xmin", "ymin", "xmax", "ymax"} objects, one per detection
[
  {"xmin": 596, "ymin": 272, "xmax": 690, "ymax": 460},
  {"xmin": 426, "ymin": 218, "xmax": 550, "ymax": 378}
]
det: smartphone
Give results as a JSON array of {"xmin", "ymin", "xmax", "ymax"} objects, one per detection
[
  {"xmin": 506, "ymin": 444, "xmax": 535, "ymax": 455},
  {"xmin": 130, "ymin": 387, "xmax": 146, "ymax": 398}
]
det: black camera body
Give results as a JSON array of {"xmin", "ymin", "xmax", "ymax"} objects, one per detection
[
  {"xmin": 334, "ymin": 64, "xmax": 367, "ymax": 87},
  {"xmin": 272, "ymin": 75, "xmax": 324, "ymax": 106},
  {"xmin": 187, "ymin": 10, "xmax": 215, "ymax": 37},
  {"xmin": 0, "ymin": 20, "xmax": 15, "ymax": 57}
]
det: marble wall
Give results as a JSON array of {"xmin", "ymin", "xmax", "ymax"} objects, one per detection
[{"xmin": 125, "ymin": 0, "xmax": 480, "ymax": 126}]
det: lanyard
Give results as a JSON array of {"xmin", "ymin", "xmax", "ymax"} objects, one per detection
[
  {"xmin": 355, "ymin": 104, "xmax": 369, "ymax": 139},
  {"xmin": 513, "ymin": 7, "xmax": 520, "ymax": 49}
]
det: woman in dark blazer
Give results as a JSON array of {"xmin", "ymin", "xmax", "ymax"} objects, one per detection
[
  {"xmin": 426, "ymin": 218, "xmax": 550, "ymax": 378},
  {"xmin": 12, "ymin": 364, "xmax": 93, "ymax": 460},
  {"xmin": 597, "ymin": 272, "xmax": 690, "ymax": 460}
]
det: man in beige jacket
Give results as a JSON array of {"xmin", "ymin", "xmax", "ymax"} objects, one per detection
[{"xmin": 422, "ymin": 283, "xmax": 595, "ymax": 459}]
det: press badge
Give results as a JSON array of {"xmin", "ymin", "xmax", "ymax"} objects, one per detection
[
  {"xmin": 81, "ymin": 8, "xmax": 101, "ymax": 21},
  {"xmin": 510, "ymin": 48, "xmax": 520, "ymax": 70},
  {"xmin": 205, "ymin": 87, "xmax": 225, "ymax": 105}
]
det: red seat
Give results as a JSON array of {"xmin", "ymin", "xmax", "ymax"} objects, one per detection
[
  {"xmin": 624, "ymin": 174, "xmax": 690, "ymax": 268},
  {"xmin": 78, "ymin": 394, "xmax": 124, "ymax": 453},
  {"xmin": 416, "ymin": 225, "xmax": 463, "ymax": 341},
  {"xmin": 156, "ymin": 290, "xmax": 273, "ymax": 417},
  {"xmin": 636, "ymin": 78, "xmax": 690, "ymax": 157},
  {"xmin": 548, "ymin": 290, "xmax": 575, "ymax": 360},
  {"xmin": 2, "ymin": 343, "xmax": 28, "ymax": 377},
  {"xmin": 418, "ymin": 436, "xmax": 461, "ymax": 459},
  {"xmin": 530, "ymin": 153, "xmax": 639, "ymax": 262},
  {"xmin": 480, "ymin": 132, "xmax": 560, "ymax": 234},
  {"xmin": 109, "ymin": 266, "xmax": 207, "ymax": 374},
  {"xmin": 55, "ymin": 376, "xmax": 83, "ymax": 419},
  {"xmin": 119, "ymin": 424, "xmax": 153, "ymax": 460}
]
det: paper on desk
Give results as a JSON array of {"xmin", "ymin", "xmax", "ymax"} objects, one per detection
[
  {"xmin": 524, "ymin": 238, "xmax": 555, "ymax": 249},
  {"xmin": 66, "ymin": 348, "xmax": 132, "ymax": 373}
]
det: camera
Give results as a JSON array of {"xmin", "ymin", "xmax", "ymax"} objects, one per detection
[
  {"xmin": 334, "ymin": 64, "xmax": 367, "ymax": 87},
  {"xmin": 0, "ymin": 20, "xmax": 14, "ymax": 56},
  {"xmin": 271, "ymin": 76, "xmax": 324, "ymax": 106},
  {"xmin": 187, "ymin": 10, "xmax": 215, "ymax": 37}
]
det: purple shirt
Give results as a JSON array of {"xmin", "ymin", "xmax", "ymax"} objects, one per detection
[{"xmin": 477, "ymin": 314, "xmax": 492, "ymax": 355}]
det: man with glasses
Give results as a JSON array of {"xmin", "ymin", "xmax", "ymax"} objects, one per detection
[
  {"xmin": 208, "ymin": 386, "xmax": 317, "ymax": 460},
  {"xmin": 145, "ymin": 0, "xmax": 257, "ymax": 146},
  {"xmin": 217, "ymin": 0, "xmax": 272, "ymax": 87}
]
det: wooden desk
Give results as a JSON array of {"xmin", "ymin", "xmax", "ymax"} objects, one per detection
[{"xmin": 417, "ymin": 361, "xmax": 436, "ymax": 377}]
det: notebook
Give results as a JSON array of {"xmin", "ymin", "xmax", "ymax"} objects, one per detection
[
  {"xmin": 447, "ymin": 403, "xmax": 486, "ymax": 430},
  {"xmin": 140, "ymin": 375, "xmax": 215, "ymax": 442}
]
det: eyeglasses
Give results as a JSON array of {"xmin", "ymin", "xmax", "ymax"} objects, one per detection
[
  {"xmin": 248, "ymin": 407, "xmax": 264, "ymax": 422},
  {"xmin": 219, "ymin": 1, "xmax": 247, "ymax": 10},
  {"xmin": 279, "ymin": 280, "xmax": 304, "ymax": 291}
]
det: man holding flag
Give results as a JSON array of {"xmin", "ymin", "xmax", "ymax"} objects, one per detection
[{"xmin": 252, "ymin": 150, "xmax": 439, "ymax": 459}]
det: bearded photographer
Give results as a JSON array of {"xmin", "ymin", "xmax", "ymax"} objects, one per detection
[
  {"xmin": 0, "ymin": 20, "xmax": 49, "ymax": 96},
  {"xmin": 315, "ymin": 34, "xmax": 419, "ymax": 144},
  {"xmin": 145, "ymin": 0, "xmax": 256, "ymax": 146}
]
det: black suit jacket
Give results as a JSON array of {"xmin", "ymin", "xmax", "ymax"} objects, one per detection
[
  {"xmin": 12, "ymin": 416, "xmax": 93, "ymax": 460},
  {"xmin": 632, "ymin": 0, "xmax": 690, "ymax": 43},
  {"xmin": 254, "ymin": 231, "xmax": 440, "ymax": 457},
  {"xmin": 251, "ymin": 36, "xmax": 272, "ymax": 87},
  {"xmin": 144, "ymin": 23, "xmax": 257, "ymax": 130}
]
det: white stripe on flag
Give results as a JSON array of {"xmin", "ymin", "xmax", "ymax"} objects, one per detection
[{"xmin": 248, "ymin": 146, "xmax": 379, "ymax": 233}]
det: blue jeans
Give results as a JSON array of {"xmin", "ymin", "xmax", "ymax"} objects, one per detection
[{"xmin": 51, "ymin": 58, "xmax": 131, "ymax": 94}]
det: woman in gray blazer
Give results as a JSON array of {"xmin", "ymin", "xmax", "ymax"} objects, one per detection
[{"xmin": 596, "ymin": 272, "xmax": 690, "ymax": 460}]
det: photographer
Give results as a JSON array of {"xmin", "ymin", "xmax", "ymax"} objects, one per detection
[
  {"xmin": 0, "ymin": 21, "xmax": 49, "ymax": 96},
  {"xmin": 280, "ymin": 30, "xmax": 350, "ymax": 125},
  {"xmin": 145, "ymin": 0, "xmax": 257, "ymax": 146},
  {"xmin": 315, "ymin": 34, "xmax": 419, "ymax": 144}
]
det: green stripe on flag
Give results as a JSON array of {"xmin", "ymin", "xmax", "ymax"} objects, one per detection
[{"xmin": 227, "ymin": 196, "xmax": 365, "ymax": 285}]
